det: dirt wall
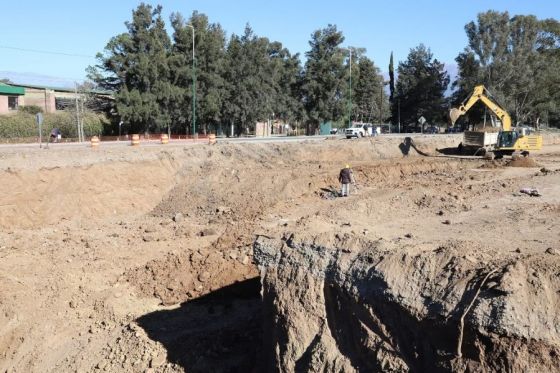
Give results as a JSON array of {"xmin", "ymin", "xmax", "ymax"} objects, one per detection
[{"xmin": 254, "ymin": 234, "xmax": 560, "ymax": 372}]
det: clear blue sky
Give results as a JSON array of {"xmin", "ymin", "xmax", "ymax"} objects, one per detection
[{"xmin": 0, "ymin": 0, "xmax": 558, "ymax": 86}]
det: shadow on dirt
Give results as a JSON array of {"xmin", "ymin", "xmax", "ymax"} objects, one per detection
[
  {"xmin": 137, "ymin": 277, "xmax": 262, "ymax": 373},
  {"xmin": 436, "ymin": 147, "xmax": 462, "ymax": 155},
  {"xmin": 399, "ymin": 137, "xmax": 431, "ymax": 157},
  {"xmin": 319, "ymin": 187, "xmax": 340, "ymax": 199},
  {"xmin": 399, "ymin": 137, "xmax": 413, "ymax": 156}
]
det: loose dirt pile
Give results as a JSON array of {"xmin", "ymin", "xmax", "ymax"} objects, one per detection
[
  {"xmin": 0, "ymin": 137, "xmax": 559, "ymax": 372},
  {"xmin": 507, "ymin": 156, "xmax": 540, "ymax": 168}
]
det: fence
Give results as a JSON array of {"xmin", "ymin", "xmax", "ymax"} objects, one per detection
[{"xmin": 0, "ymin": 133, "xmax": 211, "ymax": 144}]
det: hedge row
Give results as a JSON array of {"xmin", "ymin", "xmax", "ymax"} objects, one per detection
[{"xmin": 0, "ymin": 112, "xmax": 109, "ymax": 139}]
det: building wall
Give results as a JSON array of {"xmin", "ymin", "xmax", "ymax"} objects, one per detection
[
  {"xmin": 255, "ymin": 122, "xmax": 271, "ymax": 137},
  {"xmin": 20, "ymin": 88, "xmax": 56, "ymax": 113},
  {"xmin": 0, "ymin": 96, "xmax": 8, "ymax": 114}
]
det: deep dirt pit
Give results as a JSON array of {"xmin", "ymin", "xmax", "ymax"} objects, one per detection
[{"xmin": 1, "ymin": 137, "xmax": 560, "ymax": 372}]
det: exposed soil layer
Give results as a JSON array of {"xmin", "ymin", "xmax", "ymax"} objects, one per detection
[
  {"xmin": 0, "ymin": 136, "xmax": 559, "ymax": 372},
  {"xmin": 254, "ymin": 235, "xmax": 560, "ymax": 372}
]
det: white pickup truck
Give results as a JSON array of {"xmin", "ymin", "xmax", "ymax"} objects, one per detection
[{"xmin": 345, "ymin": 124, "xmax": 372, "ymax": 139}]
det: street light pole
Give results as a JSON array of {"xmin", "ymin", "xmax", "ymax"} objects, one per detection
[
  {"xmin": 398, "ymin": 99, "xmax": 401, "ymax": 133},
  {"xmin": 186, "ymin": 24, "xmax": 196, "ymax": 139},
  {"xmin": 340, "ymin": 47, "xmax": 353, "ymax": 128}
]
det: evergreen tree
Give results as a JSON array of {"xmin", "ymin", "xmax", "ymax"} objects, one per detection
[
  {"xmin": 353, "ymin": 57, "xmax": 384, "ymax": 123},
  {"xmin": 222, "ymin": 25, "xmax": 276, "ymax": 135},
  {"xmin": 88, "ymin": 3, "xmax": 173, "ymax": 134},
  {"xmin": 302, "ymin": 25, "xmax": 347, "ymax": 133},
  {"xmin": 169, "ymin": 11, "xmax": 227, "ymax": 135},
  {"xmin": 266, "ymin": 41, "xmax": 305, "ymax": 125},
  {"xmin": 394, "ymin": 44, "xmax": 449, "ymax": 130}
]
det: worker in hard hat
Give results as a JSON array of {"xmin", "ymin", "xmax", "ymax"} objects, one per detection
[{"xmin": 338, "ymin": 164, "xmax": 356, "ymax": 197}]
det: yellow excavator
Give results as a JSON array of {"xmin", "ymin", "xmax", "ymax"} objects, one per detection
[{"xmin": 450, "ymin": 85, "xmax": 542, "ymax": 157}]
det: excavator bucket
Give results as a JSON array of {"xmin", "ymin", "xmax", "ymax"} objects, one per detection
[{"xmin": 449, "ymin": 108, "xmax": 462, "ymax": 125}]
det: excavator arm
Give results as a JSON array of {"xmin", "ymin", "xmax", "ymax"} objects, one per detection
[{"xmin": 450, "ymin": 85, "xmax": 511, "ymax": 131}]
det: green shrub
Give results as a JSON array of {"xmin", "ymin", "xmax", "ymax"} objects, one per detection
[
  {"xmin": 0, "ymin": 111, "xmax": 107, "ymax": 139},
  {"xmin": 19, "ymin": 105, "xmax": 43, "ymax": 115}
]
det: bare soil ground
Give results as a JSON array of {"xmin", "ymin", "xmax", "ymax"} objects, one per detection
[{"xmin": 1, "ymin": 136, "xmax": 559, "ymax": 372}]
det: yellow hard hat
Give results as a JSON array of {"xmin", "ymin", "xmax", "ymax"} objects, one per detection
[{"xmin": 345, "ymin": 164, "xmax": 350, "ymax": 168}]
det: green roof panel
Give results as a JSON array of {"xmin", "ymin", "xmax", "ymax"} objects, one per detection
[{"xmin": 0, "ymin": 83, "xmax": 25, "ymax": 95}]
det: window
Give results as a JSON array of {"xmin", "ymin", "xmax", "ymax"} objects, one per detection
[
  {"xmin": 8, "ymin": 96, "xmax": 18, "ymax": 110},
  {"xmin": 55, "ymin": 97, "xmax": 73, "ymax": 111}
]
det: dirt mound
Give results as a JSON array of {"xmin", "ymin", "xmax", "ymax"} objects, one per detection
[
  {"xmin": 254, "ymin": 234, "xmax": 560, "ymax": 372},
  {"xmin": 507, "ymin": 156, "xmax": 539, "ymax": 168}
]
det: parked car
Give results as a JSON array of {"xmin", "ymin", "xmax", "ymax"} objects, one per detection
[
  {"xmin": 345, "ymin": 125, "xmax": 367, "ymax": 138},
  {"xmin": 330, "ymin": 128, "xmax": 339, "ymax": 135},
  {"xmin": 426, "ymin": 126, "xmax": 439, "ymax": 134}
]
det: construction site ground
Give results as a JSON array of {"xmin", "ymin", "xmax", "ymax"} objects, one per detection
[{"xmin": 1, "ymin": 134, "xmax": 559, "ymax": 372}]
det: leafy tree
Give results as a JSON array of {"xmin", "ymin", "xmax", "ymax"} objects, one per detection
[
  {"xmin": 394, "ymin": 44, "xmax": 449, "ymax": 129},
  {"xmin": 302, "ymin": 25, "xmax": 347, "ymax": 132},
  {"xmin": 450, "ymin": 50, "xmax": 485, "ymax": 126},
  {"xmin": 454, "ymin": 11, "xmax": 560, "ymax": 127},
  {"xmin": 88, "ymin": 3, "xmax": 173, "ymax": 134},
  {"xmin": 534, "ymin": 18, "xmax": 560, "ymax": 127}
]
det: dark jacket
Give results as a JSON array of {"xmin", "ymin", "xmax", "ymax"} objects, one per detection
[{"xmin": 339, "ymin": 168, "xmax": 353, "ymax": 184}]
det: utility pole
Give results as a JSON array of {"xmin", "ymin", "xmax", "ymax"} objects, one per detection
[
  {"xmin": 74, "ymin": 82, "xmax": 81, "ymax": 142},
  {"xmin": 80, "ymin": 96, "xmax": 85, "ymax": 140},
  {"xmin": 186, "ymin": 24, "xmax": 196, "ymax": 139}
]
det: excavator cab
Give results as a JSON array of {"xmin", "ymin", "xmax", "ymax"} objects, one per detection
[{"xmin": 498, "ymin": 131, "xmax": 518, "ymax": 148}]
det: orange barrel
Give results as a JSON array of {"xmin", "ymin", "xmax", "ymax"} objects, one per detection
[
  {"xmin": 161, "ymin": 133, "xmax": 169, "ymax": 144},
  {"xmin": 90, "ymin": 136, "xmax": 100, "ymax": 148},
  {"xmin": 208, "ymin": 133, "xmax": 216, "ymax": 145},
  {"xmin": 131, "ymin": 134, "xmax": 140, "ymax": 146}
]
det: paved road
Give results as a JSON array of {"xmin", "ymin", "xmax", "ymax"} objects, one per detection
[
  {"xmin": 0, "ymin": 133, "xmax": 461, "ymax": 152},
  {"xmin": 0, "ymin": 135, "xmax": 322, "ymax": 150}
]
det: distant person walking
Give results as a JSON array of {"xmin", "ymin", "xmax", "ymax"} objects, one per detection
[{"xmin": 338, "ymin": 164, "xmax": 355, "ymax": 197}]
